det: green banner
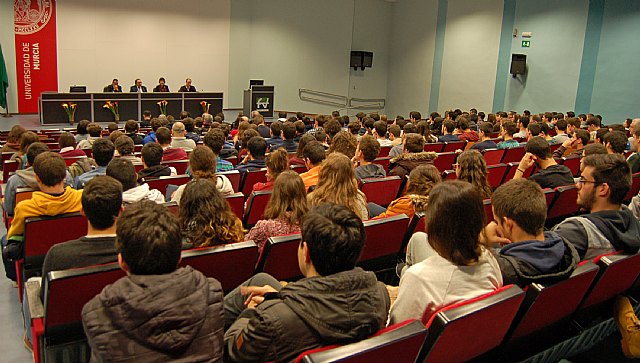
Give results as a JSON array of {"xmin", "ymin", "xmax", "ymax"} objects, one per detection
[{"xmin": 0, "ymin": 44, "xmax": 8, "ymax": 110}]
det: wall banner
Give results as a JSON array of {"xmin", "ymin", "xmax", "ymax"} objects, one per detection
[{"xmin": 14, "ymin": 0, "xmax": 58, "ymax": 113}]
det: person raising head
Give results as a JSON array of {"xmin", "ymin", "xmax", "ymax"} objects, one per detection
[
  {"xmin": 179, "ymin": 178, "xmax": 243, "ymax": 249},
  {"xmin": 308, "ymin": 152, "xmax": 368, "ymax": 220},
  {"xmin": 246, "ymin": 170, "xmax": 309, "ymax": 252}
]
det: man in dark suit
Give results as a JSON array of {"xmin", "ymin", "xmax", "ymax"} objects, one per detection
[
  {"xmin": 152, "ymin": 77, "xmax": 170, "ymax": 92},
  {"xmin": 130, "ymin": 79, "xmax": 147, "ymax": 93},
  {"xmin": 103, "ymin": 79, "xmax": 122, "ymax": 92},
  {"xmin": 178, "ymin": 78, "xmax": 197, "ymax": 92}
]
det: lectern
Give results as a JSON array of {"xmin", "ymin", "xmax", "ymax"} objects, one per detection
[{"xmin": 243, "ymin": 85, "xmax": 274, "ymax": 118}]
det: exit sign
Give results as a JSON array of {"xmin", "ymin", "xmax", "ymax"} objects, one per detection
[{"xmin": 522, "ymin": 40, "xmax": 531, "ymax": 48}]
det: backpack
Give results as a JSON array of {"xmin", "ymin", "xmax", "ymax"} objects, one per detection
[{"xmin": 68, "ymin": 158, "xmax": 98, "ymax": 179}]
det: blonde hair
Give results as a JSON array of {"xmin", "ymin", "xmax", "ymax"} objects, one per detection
[{"xmin": 308, "ymin": 153, "xmax": 367, "ymax": 219}]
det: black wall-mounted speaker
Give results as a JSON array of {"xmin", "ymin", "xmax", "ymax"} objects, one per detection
[{"xmin": 510, "ymin": 54, "xmax": 527, "ymax": 75}]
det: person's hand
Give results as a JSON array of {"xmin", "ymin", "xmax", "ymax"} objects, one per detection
[
  {"xmin": 241, "ymin": 285, "xmax": 278, "ymax": 308},
  {"xmin": 562, "ymin": 138, "xmax": 573, "ymax": 148},
  {"xmin": 242, "ymin": 154, "xmax": 250, "ymax": 164},
  {"xmin": 481, "ymin": 221, "xmax": 512, "ymax": 246},
  {"xmin": 518, "ymin": 152, "xmax": 536, "ymax": 170},
  {"xmin": 386, "ymin": 285, "xmax": 399, "ymax": 306}
]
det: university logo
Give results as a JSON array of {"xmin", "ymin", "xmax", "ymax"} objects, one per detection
[
  {"xmin": 14, "ymin": 0, "xmax": 53, "ymax": 35},
  {"xmin": 256, "ymin": 97, "xmax": 269, "ymax": 110}
]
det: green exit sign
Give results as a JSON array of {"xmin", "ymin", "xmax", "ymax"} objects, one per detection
[{"xmin": 522, "ymin": 40, "xmax": 531, "ymax": 48}]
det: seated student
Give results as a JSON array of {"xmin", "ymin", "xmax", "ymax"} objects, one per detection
[
  {"xmin": 266, "ymin": 121, "xmax": 284, "ymax": 151},
  {"xmin": 58, "ymin": 132, "xmax": 87, "ymax": 158},
  {"xmin": 388, "ymin": 133, "xmax": 436, "ymax": 179},
  {"xmin": 308, "ymin": 153, "xmax": 368, "ymax": 220},
  {"xmin": 171, "ymin": 146, "xmax": 234, "ymax": 202},
  {"xmin": 82, "ymin": 200, "xmax": 224, "ymax": 362},
  {"xmin": 290, "ymin": 134, "xmax": 315, "ymax": 167},
  {"xmin": 124, "ymin": 120, "xmax": 143, "ymax": 145},
  {"xmin": 179, "ymin": 179, "xmax": 243, "ymax": 249},
  {"xmin": 236, "ymin": 136, "xmax": 268, "ymax": 177},
  {"xmin": 246, "ymin": 171, "xmax": 309, "ymax": 252},
  {"xmin": 373, "ymin": 120, "xmax": 393, "ymax": 147},
  {"xmin": 497, "ymin": 121, "xmax": 520, "ymax": 149},
  {"xmin": 628, "ymin": 129, "xmax": 640, "ymax": 174},
  {"xmin": 438, "ymin": 120, "xmax": 461, "ymax": 143},
  {"xmin": 486, "ymin": 179, "xmax": 579, "ymax": 286},
  {"xmin": 200, "ymin": 129, "xmax": 234, "ymax": 172},
  {"xmin": 513, "ymin": 115, "xmax": 530, "ymax": 139},
  {"xmin": 76, "ymin": 123, "xmax": 103, "ymax": 150},
  {"xmin": 539, "ymin": 123, "xmax": 557, "ymax": 144},
  {"xmin": 277, "ymin": 122, "xmax": 298, "ymax": 153},
  {"xmin": 388, "ymin": 123, "xmax": 418, "ymax": 158},
  {"xmin": 456, "ymin": 150, "xmax": 493, "ymax": 199},
  {"xmin": 388, "ymin": 181, "xmax": 503, "ymax": 325},
  {"xmin": 553, "ymin": 129, "xmax": 589, "ymax": 159},
  {"xmin": 182, "ymin": 118, "xmax": 201, "ymax": 143},
  {"xmin": 554, "ymin": 119, "xmax": 570, "ymax": 144},
  {"xmin": 328, "ymin": 131, "xmax": 357, "ymax": 159},
  {"xmin": 388, "ymin": 124, "xmax": 402, "ymax": 146},
  {"xmin": 137, "ymin": 143, "xmax": 177, "ymax": 181},
  {"xmin": 10, "ymin": 131, "xmax": 39, "ymax": 170},
  {"xmin": 604, "ymin": 130, "xmax": 628, "ymax": 156},
  {"xmin": 417, "ymin": 120, "xmax": 438, "ymax": 143},
  {"xmin": 142, "ymin": 118, "xmax": 162, "ymax": 145},
  {"xmin": 299, "ymin": 140, "xmax": 326, "ymax": 190},
  {"xmin": 471, "ymin": 123, "xmax": 498, "ymax": 151},
  {"xmin": 74, "ymin": 139, "xmax": 115, "ymax": 189},
  {"xmin": 170, "ymin": 122, "xmax": 197, "ymax": 151},
  {"xmin": 106, "ymin": 158, "xmax": 164, "ymax": 204},
  {"xmin": 2, "ymin": 152, "xmax": 83, "ymax": 280},
  {"xmin": 4, "ymin": 143, "xmax": 74, "ymax": 218},
  {"xmin": 513, "ymin": 136, "xmax": 574, "ymax": 189},
  {"xmin": 74, "ymin": 120, "xmax": 91, "ymax": 143},
  {"xmin": 373, "ymin": 164, "xmax": 440, "ymax": 219},
  {"xmin": 224, "ymin": 203, "xmax": 390, "ymax": 362},
  {"xmin": 353, "ymin": 135, "xmax": 386, "ymax": 180},
  {"xmin": 114, "ymin": 135, "xmax": 142, "ymax": 163},
  {"xmin": 456, "ymin": 117, "xmax": 480, "ymax": 142},
  {"xmin": 252, "ymin": 148, "xmax": 289, "ymax": 193},
  {"xmin": 553, "ymin": 154, "xmax": 640, "ymax": 260},
  {"xmin": 156, "ymin": 126, "xmax": 188, "ymax": 161},
  {"xmin": 1, "ymin": 125, "xmax": 25, "ymax": 154}
]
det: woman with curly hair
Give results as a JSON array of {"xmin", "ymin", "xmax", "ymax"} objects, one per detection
[
  {"xmin": 246, "ymin": 170, "xmax": 309, "ymax": 252},
  {"xmin": 373, "ymin": 164, "xmax": 441, "ymax": 219},
  {"xmin": 179, "ymin": 178, "xmax": 244, "ymax": 249},
  {"xmin": 455, "ymin": 149, "xmax": 492, "ymax": 199},
  {"xmin": 171, "ymin": 145, "xmax": 233, "ymax": 203},
  {"xmin": 308, "ymin": 152, "xmax": 368, "ymax": 220},
  {"xmin": 252, "ymin": 148, "xmax": 289, "ymax": 192},
  {"xmin": 328, "ymin": 131, "xmax": 358, "ymax": 159}
]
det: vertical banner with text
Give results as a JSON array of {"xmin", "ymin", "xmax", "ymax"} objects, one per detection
[{"xmin": 14, "ymin": 0, "xmax": 58, "ymax": 113}]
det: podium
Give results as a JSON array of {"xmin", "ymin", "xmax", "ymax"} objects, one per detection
[{"xmin": 243, "ymin": 85, "xmax": 274, "ymax": 118}]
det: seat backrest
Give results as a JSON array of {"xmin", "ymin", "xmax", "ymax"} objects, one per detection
[
  {"xmin": 291, "ymin": 164, "xmax": 307, "ymax": 174},
  {"xmin": 15, "ymin": 187, "xmax": 35, "ymax": 206},
  {"xmin": 24, "ymin": 213, "xmax": 88, "ymax": 267},
  {"xmin": 442, "ymin": 141, "xmax": 465, "ymax": 152},
  {"xmin": 180, "ymin": 241, "xmax": 259, "ymax": 292},
  {"xmin": 482, "ymin": 149, "xmax": 505, "ymax": 166},
  {"xmin": 63, "ymin": 156, "xmax": 88, "ymax": 167},
  {"xmin": 561, "ymin": 156, "xmax": 581, "ymax": 177},
  {"xmin": 224, "ymin": 156, "xmax": 238, "ymax": 166},
  {"xmin": 433, "ymin": 152, "xmax": 456, "ymax": 172},
  {"xmin": 225, "ymin": 192, "xmax": 245, "ymax": 220},
  {"xmin": 255, "ymin": 234, "xmax": 302, "ymax": 281},
  {"xmin": 378, "ymin": 146, "xmax": 392, "ymax": 157},
  {"xmin": 359, "ymin": 176, "xmax": 402, "ymax": 207},
  {"xmin": 501, "ymin": 146, "xmax": 526, "ymax": 163},
  {"xmin": 219, "ymin": 170, "xmax": 241, "ymax": 191},
  {"xmin": 161, "ymin": 159, "xmax": 189, "ymax": 174},
  {"xmin": 162, "ymin": 201, "xmax": 179, "ymax": 216},
  {"xmin": 483, "ymin": 199, "xmax": 493, "ymax": 225},
  {"xmin": 4, "ymin": 160, "xmax": 18, "ymax": 183},
  {"xmin": 505, "ymin": 262, "xmax": 599, "ymax": 342},
  {"xmin": 442, "ymin": 170, "xmax": 457, "ymax": 180},
  {"xmin": 579, "ymin": 252, "xmax": 640, "ymax": 311},
  {"xmin": 420, "ymin": 285, "xmax": 525, "ymax": 363},
  {"xmin": 502, "ymin": 162, "xmax": 533, "ymax": 184},
  {"xmin": 81, "ymin": 148, "xmax": 92, "ymax": 157},
  {"xmin": 297, "ymin": 320, "xmax": 427, "ymax": 363},
  {"xmin": 542, "ymin": 188, "xmax": 556, "ymax": 208},
  {"xmin": 243, "ymin": 190, "xmax": 272, "ymax": 226},
  {"xmin": 423, "ymin": 143, "xmax": 444, "ymax": 153},
  {"xmin": 1, "ymin": 151, "xmax": 14, "ymax": 163},
  {"xmin": 359, "ymin": 214, "xmax": 409, "ymax": 264},
  {"xmin": 143, "ymin": 174, "xmax": 191, "ymax": 196},
  {"xmin": 486, "ymin": 163, "xmax": 507, "ymax": 189},
  {"xmin": 546, "ymin": 185, "xmax": 579, "ymax": 220},
  {"xmin": 240, "ymin": 168, "xmax": 268, "ymax": 197},
  {"xmin": 625, "ymin": 172, "xmax": 640, "ymax": 202},
  {"xmin": 400, "ymin": 212, "xmax": 425, "ymax": 254},
  {"xmin": 44, "ymin": 263, "xmax": 125, "ymax": 336},
  {"xmin": 373, "ymin": 157, "xmax": 391, "ymax": 172}
]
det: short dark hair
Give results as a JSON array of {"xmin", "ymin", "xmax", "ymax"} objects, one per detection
[
  {"xmin": 518, "ymin": 115, "xmax": 530, "ymax": 128},
  {"xmin": 604, "ymin": 131, "xmax": 627, "ymax": 154},
  {"xmin": 247, "ymin": 136, "xmax": 267, "ymax": 159},
  {"xmin": 116, "ymin": 200, "xmax": 182, "ymax": 275},
  {"xmin": 124, "ymin": 120, "xmax": 138, "ymax": 133},
  {"xmin": 270, "ymin": 121, "xmax": 283, "ymax": 136},
  {"xmin": 583, "ymin": 154, "xmax": 631, "ymax": 205},
  {"xmin": 82, "ymin": 176, "xmax": 122, "ymax": 230},
  {"xmin": 282, "ymin": 122, "xmax": 296, "ymax": 140},
  {"xmin": 33, "ymin": 152, "xmax": 67, "ymax": 187},
  {"xmin": 141, "ymin": 143, "xmax": 163, "ymax": 166},
  {"xmin": 457, "ymin": 117, "xmax": 470, "ymax": 131},
  {"xmin": 426, "ymin": 181, "xmax": 484, "ymax": 265},
  {"xmin": 303, "ymin": 141, "xmax": 326, "ymax": 165},
  {"xmin": 574, "ymin": 129, "xmax": 590, "ymax": 145},
  {"xmin": 502, "ymin": 121, "xmax": 517, "ymax": 136},
  {"xmin": 525, "ymin": 136, "xmax": 550, "ymax": 159},
  {"xmin": 404, "ymin": 133, "xmax": 424, "ymax": 153},
  {"xmin": 155, "ymin": 127, "xmax": 172, "ymax": 145},
  {"xmin": 556, "ymin": 119, "xmax": 568, "ymax": 131},
  {"xmin": 373, "ymin": 121, "xmax": 387, "ymax": 138},
  {"xmin": 359, "ymin": 135, "xmax": 381, "ymax": 162},
  {"xmin": 150, "ymin": 118, "xmax": 162, "ymax": 131},
  {"xmin": 443, "ymin": 120, "xmax": 455, "ymax": 133},
  {"xmin": 301, "ymin": 203, "xmax": 365, "ymax": 276},
  {"xmin": 182, "ymin": 118, "xmax": 195, "ymax": 132},
  {"xmin": 583, "ymin": 142, "xmax": 607, "ymax": 157},
  {"xmin": 595, "ymin": 128, "xmax": 609, "ymax": 143},
  {"xmin": 388, "ymin": 125, "xmax": 401, "ymax": 138},
  {"xmin": 114, "ymin": 135, "xmax": 134, "ymax": 156},
  {"xmin": 203, "ymin": 129, "xmax": 226, "ymax": 154},
  {"xmin": 87, "ymin": 123, "xmax": 102, "ymax": 137},
  {"xmin": 324, "ymin": 119, "xmax": 342, "ymax": 139},
  {"xmin": 76, "ymin": 120, "xmax": 90, "ymax": 135},
  {"xmin": 106, "ymin": 158, "xmax": 137, "ymax": 191},
  {"xmin": 26, "ymin": 142, "xmax": 50, "ymax": 166},
  {"xmin": 348, "ymin": 121, "xmax": 361, "ymax": 135},
  {"xmin": 479, "ymin": 122, "xmax": 493, "ymax": 135},
  {"xmin": 58, "ymin": 132, "xmax": 76, "ymax": 149},
  {"xmin": 92, "ymin": 139, "xmax": 115, "ymax": 166},
  {"xmin": 586, "ymin": 117, "xmax": 601, "ymax": 128},
  {"xmin": 527, "ymin": 123, "xmax": 542, "ymax": 137},
  {"xmin": 492, "ymin": 179, "xmax": 546, "ymax": 235},
  {"xmin": 409, "ymin": 111, "xmax": 421, "ymax": 120}
]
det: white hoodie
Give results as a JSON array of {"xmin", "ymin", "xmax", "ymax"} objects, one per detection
[
  {"xmin": 170, "ymin": 175, "xmax": 234, "ymax": 204},
  {"xmin": 123, "ymin": 183, "xmax": 166, "ymax": 204}
]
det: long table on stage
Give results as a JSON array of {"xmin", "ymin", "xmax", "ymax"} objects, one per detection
[{"xmin": 39, "ymin": 92, "xmax": 224, "ymax": 125}]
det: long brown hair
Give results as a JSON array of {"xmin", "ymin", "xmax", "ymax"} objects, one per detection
[
  {"xmin": 265, "ymin": 148, "xmax": 289, "ymax": 181},
  {"xmin": 328, "ymin": 131, "xmax": 357, "ymax": 159},
  {"xmin": 179, "ymin": 178, "xmax": 243, "ymax": 247},
  {"xmin": 456, "ymin": 150, "xmax": 492, "ymax": 199},
  {"xmin": 405, "ymin": 164, "xmax": 441, "ymax": 196},
  {"xmin": 264, "ymin": 170, "xmax": 308, "ymax": 225},
  {"xmin": 308, "ymin": 153, "xmax": 367, "ymax": 219},
  {"xmin": 190, "ymin": 145, "xmax": 217, "ymax": 180}
]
